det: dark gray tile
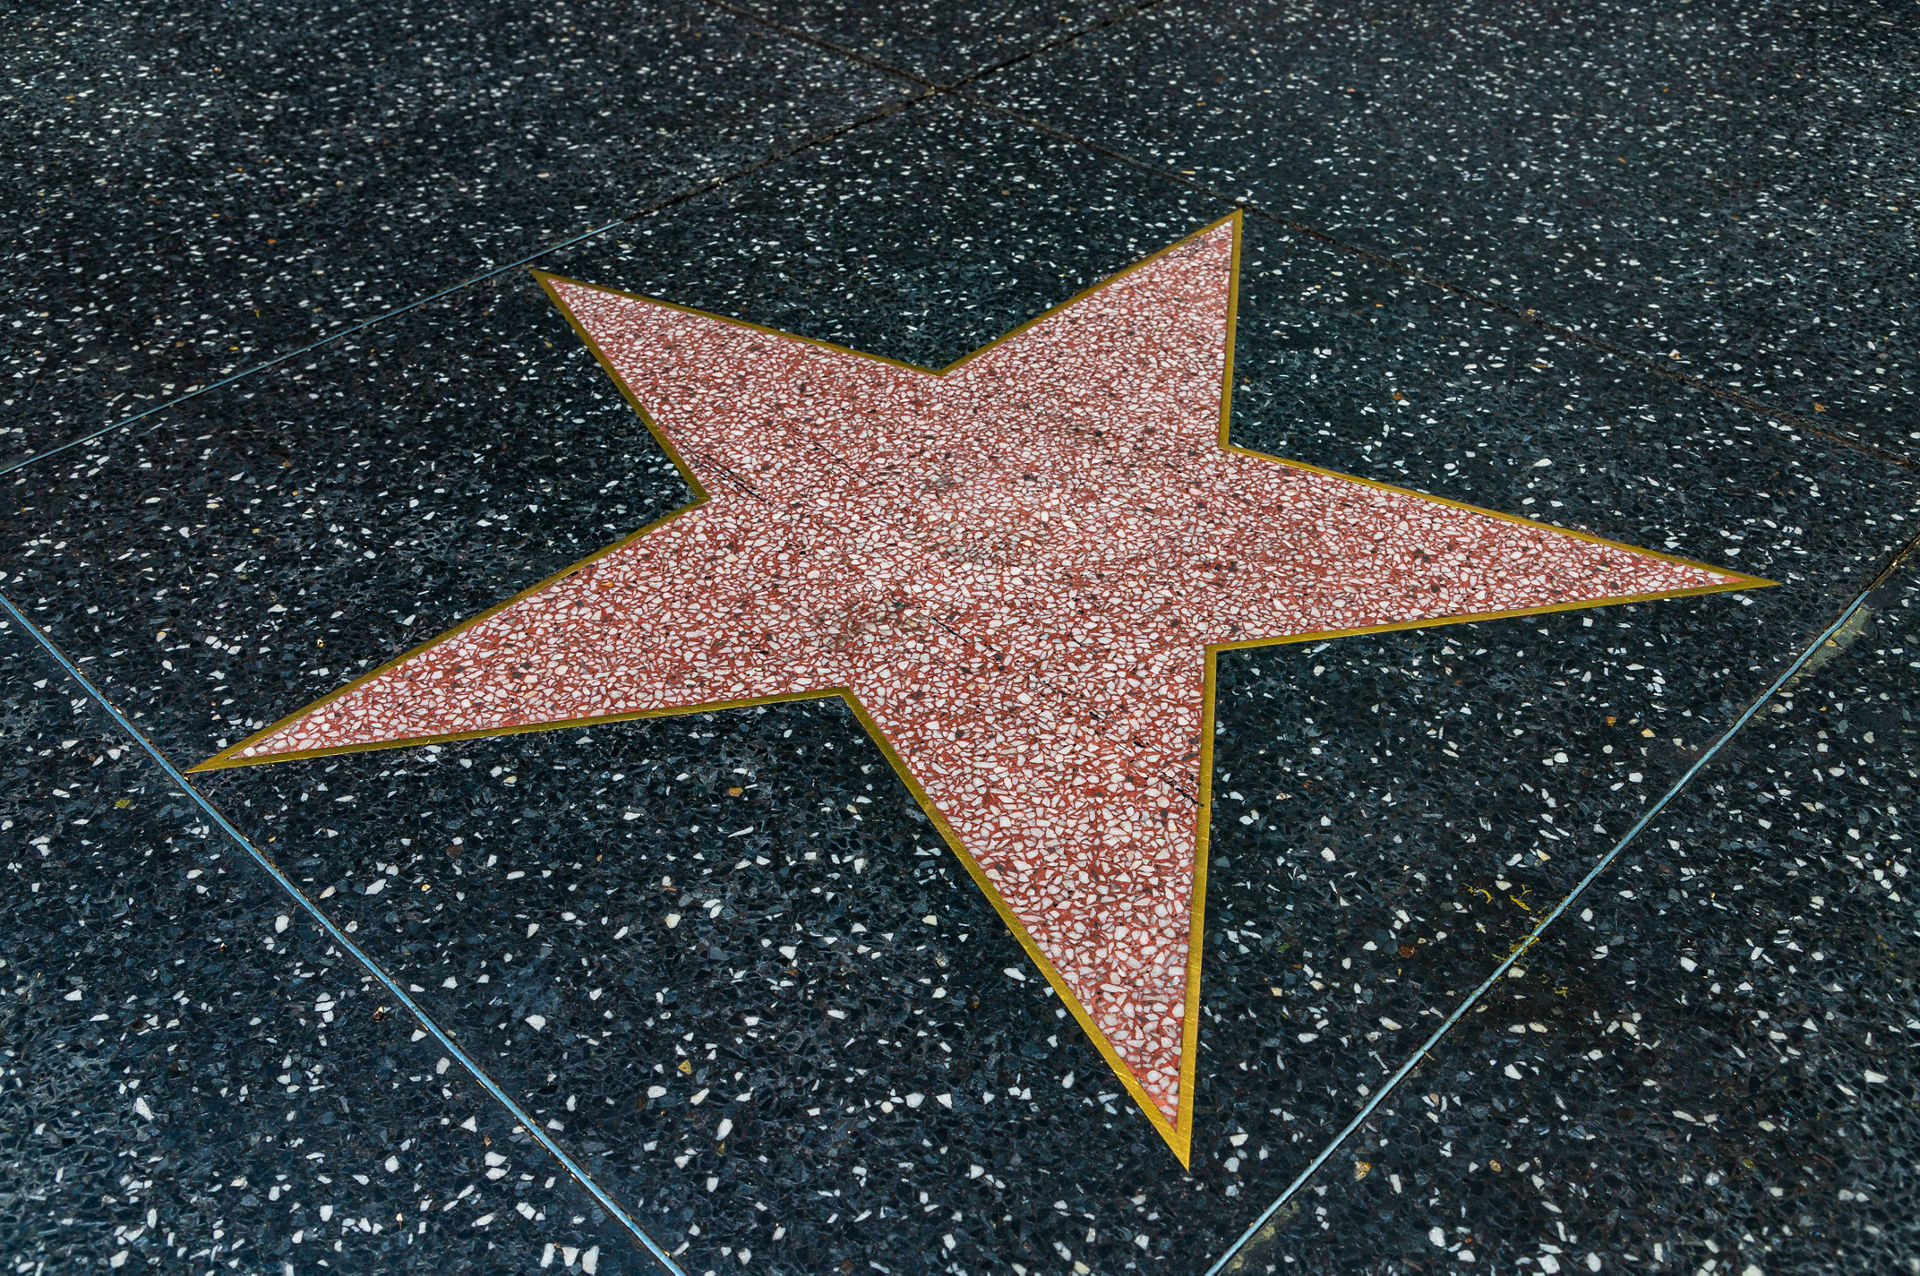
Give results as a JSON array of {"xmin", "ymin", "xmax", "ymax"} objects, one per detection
[
  {"xmin": 0, "ymin": 616, "xmax": 657, "ymax": 1271},
  {"xmin": 0, "ymin": 0, "xmax": 911, "ymax": 463},
  {"xmin": 725, "ymin": 0, "xmax": 1138, "ymax": 84},
  {"xmin": 1225, "ymin": 560, "xmax": 1920, "ymax": 1273},
  {"xmin": 976, "ymin": 0, "xmax": 1920, "ymax": 457},
  {"xmin": 198, "ymin": 699, "xmax": 1143, "ymax": 1273},
  {"xmin": 0, "ymin": 98, "xmax": 1915, "ymax": 1271}
]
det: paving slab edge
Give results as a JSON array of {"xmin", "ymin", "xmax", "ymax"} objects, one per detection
[
  {"xmin": 0, "ymin": 591, "xmax": 690, "ymax": 1276},
  {"xmin": 1202, "ymin": 522, "xmax": 1920, "ymax": 1274}
]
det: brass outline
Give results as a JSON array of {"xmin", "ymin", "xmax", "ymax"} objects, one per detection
[{"xmin": 193, "ymin": 211, "xmax": 1773, "ymax": 1165}]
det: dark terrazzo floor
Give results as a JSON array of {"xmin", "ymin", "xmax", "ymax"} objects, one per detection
[
  {"xmin": 972, "ymin": 0, "xmax": 1920, "ymax": 459},
  {"xmin": 2, "ymin": 3, "xmax": 1916, "ymax": 1273},
  {"xmin": 0, "ymin": 0, "xmax": 915, "ymax": 464},
  {"xmin": 1226, "ymin": 555, "xmax": 1920, "ymax": 1276},
  {"xmin": 0, "ymin": 614, "xmax": 647, "ymax": 1273}
]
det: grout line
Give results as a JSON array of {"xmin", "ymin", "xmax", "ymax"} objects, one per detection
[
  {"xmin": 0, "ymin": 590, "xmax": 689, "ymax": 1276},
  {"xmin": 0, "ymin": 88, "xmax": 937, "ymax": 482},
  {"xmin": 1203, "ymin": 525, "xmax": 1920, "ymax": 1276},
  {"xmin": 3, "ymin": 0, "xmax": 1171, "ymax": 484},
  {"xmin": 952, "ymin": 93, "xmax": 1919, "ymax": 473}
]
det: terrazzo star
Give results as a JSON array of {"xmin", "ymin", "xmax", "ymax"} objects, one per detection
[{"xmin": 195, "ymin": 213, "xmax": 1766, "ymax": 1162}]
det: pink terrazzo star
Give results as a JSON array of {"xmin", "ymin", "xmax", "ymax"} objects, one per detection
[{"xmin": 200, "ymin": 214, "xmax": 1762, "ymax": 1161}]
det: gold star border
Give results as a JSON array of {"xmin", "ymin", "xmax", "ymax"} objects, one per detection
[{"xmin": 192, "ymin": 212, "xmax": 1773, "ymax": 1164}]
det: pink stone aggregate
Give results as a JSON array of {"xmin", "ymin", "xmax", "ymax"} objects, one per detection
[{"xmin": 239, "ymin": 224, "xmax": 1739, "ymax": 1121}]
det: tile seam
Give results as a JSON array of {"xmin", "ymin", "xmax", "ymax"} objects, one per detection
[
  {"xmin": 0, "ymin": 88, "xmax": 937, "ymax": 482},
  {"xmin": 0, "ymin": 589, "xmax": 690, "ymax": 1276},
  {"xmin": 1202, "ymin": 519, "xmax": 1920, "ymax": 1275},
  {"xmin": 3, "ymin": 0, "xmax": 1177, "ymax": 482}
]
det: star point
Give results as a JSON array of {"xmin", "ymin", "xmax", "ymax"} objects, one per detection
[{"xmin": 199, "ymin": 214, "xmax": 1765, "ymax": 1159}]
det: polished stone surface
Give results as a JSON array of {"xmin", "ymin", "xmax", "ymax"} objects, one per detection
[
  {"xmin": 976, "ymin": 0, "xmax": 1920, "ymax": 458},
  {"xmin": 1227, "ymin": 558, "xmax": 1920, "ymax": 1274},
  {"xmin": 5, "ymin": 7, "xmax": 1919, "ymax": 1272},
  {"xmin": 2, "ymin": 95, "xmax": 1916, "ymax": 1270},
  {"xmin": 1, "ymin": 0, "xmax": 909, "ymax": 463},
  {"xmin": 0, "ymin": 615, "xmax": 648, "ymax": 1272}
]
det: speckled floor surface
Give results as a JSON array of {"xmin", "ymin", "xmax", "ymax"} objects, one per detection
[{"xmin": 2, "ymin": 3, "xmax": 1915, "ymax": 1273}]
